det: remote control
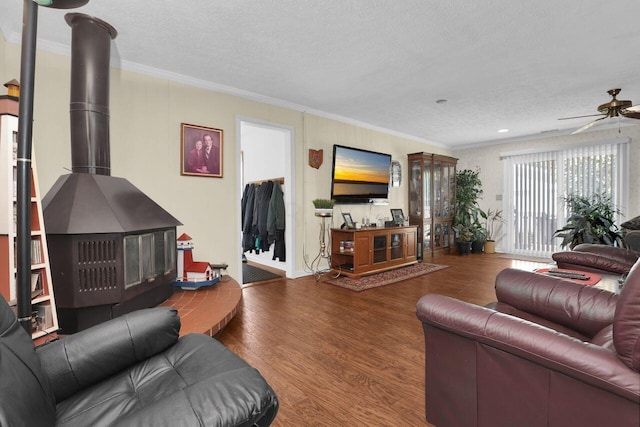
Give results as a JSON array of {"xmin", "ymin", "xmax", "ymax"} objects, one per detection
[{"xmin": 545, "ymin": 269, "xmax": 589, "ymax": 280}]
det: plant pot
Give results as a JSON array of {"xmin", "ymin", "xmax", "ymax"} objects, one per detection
[
  {"xmin": 314, "ymin": 208, "xmax": 333, "ymax": 217},
  {"xmin": 457, "ymin": 241, "xmax": 472, "ymax": 255},
  {"xmin": 484, "ymin": 240, "xmax": 496, "ymax": 254},
  {"xmin": 471, "ymin": 240, "xmax": 484, "ymax": 253}
]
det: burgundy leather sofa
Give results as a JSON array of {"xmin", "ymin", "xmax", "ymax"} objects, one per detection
[
  {"xmin": 0, "ymin": 295, "xmax": 278, "ymax": 426},
  {"xmin": 552, "ymin": 243, "xmax": 638, "ymax": 275},
  {"xmin": 416, "ymin": 263, "xmax": 640, "ymax": 427}
]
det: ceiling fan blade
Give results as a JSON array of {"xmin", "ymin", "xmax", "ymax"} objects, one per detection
[
  {"xmin": 571, "ymin": 116, "xmax": 607, "ymax": 135},
  {"xmin": 558, "ymin": 113, "xmax": 606, "ymax": 121},
  {"xmin": 622, "ymin": 104, "xmax": 640, "ymax": 119}
]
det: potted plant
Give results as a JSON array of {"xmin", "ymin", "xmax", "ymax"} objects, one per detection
[
  {"xmin": 312, "ymin": 199, "xmax": 335, "ymax": 216},
  {"xmin": 479, "ymin": 208, "xmax": 504, "ymax": 254},
  {"xmin": 453, "ymin": 224, "xmax": 473, "ymax": 255},
  {"xmin": 553, "ymin": 193, "xmax": 624, "ymax": 249},
  {"xmin": 470, "ymin": 222, "xmax": 487, "ymax": 253},
  {"xmin": 469, "ymin": 207, "xmax": 488, "ymax": 253},
  {"xmin": 454, "ymin": 168, "xmax": 483, "ymax": 253}
]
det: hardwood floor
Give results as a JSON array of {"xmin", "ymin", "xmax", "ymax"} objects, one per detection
[{"xmin": 217, "ymin": 253, "xmax": 550, "ymax": 426}]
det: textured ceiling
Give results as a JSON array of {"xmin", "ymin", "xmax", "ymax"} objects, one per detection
[{"xmin": 2, "ymin": 0, "xmax": 640, "ymax": 148}]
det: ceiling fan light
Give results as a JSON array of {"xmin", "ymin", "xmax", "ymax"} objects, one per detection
[{"xmin": 35, "ymin": 0, "xmax": 89, "ymax": 9}]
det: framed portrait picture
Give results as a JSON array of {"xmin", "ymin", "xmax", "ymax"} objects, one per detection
[
  {"xmin": 180, "ymin": 123, "xmax": 223, "ymax": 178},
  {"xmin": 342, "ymin": 212, "xmax": 355, "ymax": 229},
  {"xmin": 390, "ymin": 208, "xmax": 404, "ymax": 225}
]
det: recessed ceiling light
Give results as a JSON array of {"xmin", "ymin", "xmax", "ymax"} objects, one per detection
[
  {"xmin": 435, "ymin": 99, "xmax": 447, "ymax": 104},
  {"xmin": 498, "ymin": 129, "xmax": 509, "ymax": 133}
]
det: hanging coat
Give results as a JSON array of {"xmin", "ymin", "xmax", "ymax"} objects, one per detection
[
  {"xmin": 253, "ymin": 181, "xmax": 274, "ymax": 253},
  {"xmin": 267, "ymin": 181, "xmax": 286, "ymax": 261},
  {"xmin": 241, "ymin": 183, "xmax": 256, "ymax": 252}
]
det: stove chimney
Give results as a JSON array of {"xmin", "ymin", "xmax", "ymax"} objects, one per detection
[{"xmin": 65, "ymin": 13, "xmax": 117, "ymax": 175}]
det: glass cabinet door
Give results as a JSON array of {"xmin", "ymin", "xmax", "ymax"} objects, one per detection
[
  {"xmin": 390, "ymin": 233, "xmax": 403, "ymax": 260},
  {"xmin": 433, "ymin": 223, "xmax": 442, "ymax": 248},
  {"xmin": 423, "ymin": 223, "xmax": 432, "ymax": 251},
  {"xmin": 446, "ymin": 164, "xmax": 455, "ymax": 219},
  {"xmin": 373, "ymin": 235, "xmax": 387, "ymax": 264},
  {"xmin": 433, "ymin": 161, "xmax": 441, "ymax": 218},
  {"xmin": 442, "ymin": 164, "xmax": 450, "ymax": 218},
  {"xmin": 409, "ymin": 160, "xmax": 422, "ymax": 219},
  {"xmin": 424, "ymin": 160, "xmax": 431, "ymax": 219},
  {"xmin": 442, "ymin": 223, "xmax": 450, "ymax": 248}
]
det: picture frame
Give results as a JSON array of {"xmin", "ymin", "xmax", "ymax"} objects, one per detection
[
  {"xmin": 390, "ymin": 208, "xmax": 405, "ymax": 225},
  {"xmin": 390, "ymin": 160, "xmax": 402, "ymax": 187},
  {"xmin": 180, "ymin": 123, "xmax": 223, "ymax": 178},
  {"xmin": 342, "ymin": 212, "xmax": 355, "ymax": 229}
]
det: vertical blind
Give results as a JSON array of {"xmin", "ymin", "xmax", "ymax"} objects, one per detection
[{"xmin": 503, "ymin": 139, "xmax": 629, "ymax": 257}]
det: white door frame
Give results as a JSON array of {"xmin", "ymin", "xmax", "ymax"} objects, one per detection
[{"xmin": 237, "ymin": 116, "xmax": 295, "ymax": 280}]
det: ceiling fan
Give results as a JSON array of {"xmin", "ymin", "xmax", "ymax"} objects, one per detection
[{"xmin": 558, "ymin": 88, "xmax": 640, "ymax": 134}]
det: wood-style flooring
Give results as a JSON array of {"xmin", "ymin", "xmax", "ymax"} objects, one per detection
[{"xmin": 217, "ymin": 253, "xmax": 551, "ymax": 426}]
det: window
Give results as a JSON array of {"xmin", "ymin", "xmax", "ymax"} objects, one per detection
[
  {"xmin": 124, "ymin": 229, "xmax": 177, "ymax": 288},
  {"xmin": 124, "ymin": 236, "xmax": 140, "ymax": 288},
  {"xmin": 503, "ymin": 139, "xmax": 629, "ymax": 257},
  {"xmin": 154, "ymin": 231, "xmax": 166, "ymax": 275}
]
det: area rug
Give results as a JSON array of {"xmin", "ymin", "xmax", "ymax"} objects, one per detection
[
  {"xmin": 324, "ymin": 262, "xmax": 450, "ymax": 292},
  {"xmin": 242, "ymin": 264, "xmax": 282, "ymax": 284}
]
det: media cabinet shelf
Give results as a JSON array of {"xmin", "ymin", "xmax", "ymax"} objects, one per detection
[{"xmin": 330, "ymin": 226, "xmax": 417, "ymax": 279}]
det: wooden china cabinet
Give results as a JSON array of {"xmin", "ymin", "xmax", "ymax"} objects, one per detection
[{"xmin": 407, "ymin": 152, "xmax": 457, "ymax": 258}]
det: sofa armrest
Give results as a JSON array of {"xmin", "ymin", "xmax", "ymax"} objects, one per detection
[
  {"xmin": 573, "ymin": 243, "xmax": 639, "ymax": 264},
  {"xmin": 416, "ymin": 294, "xmax": 639, "ymax": 400},
  {"xmin": 552, "ymin": 251, "xmax": 634, "ymax": 275},
  {"xmin": 37, "ymin": 307, "xmax": 180, "ymax": 402},
  {"xmin": 494, "ymin": 268, "xmax": 618, "ymax": 337}
]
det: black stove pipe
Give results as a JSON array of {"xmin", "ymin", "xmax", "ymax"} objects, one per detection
[
  {"xmin": 65, "ymin": 13, "xmax": 117, "ymax": 175},
  {"xmin": 16, "ymin": 0, "xmax": 39, "ymax": 334}
]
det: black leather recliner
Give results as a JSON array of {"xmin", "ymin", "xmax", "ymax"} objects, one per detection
[{"xmin": 0, "ymin": 294, "xmax": 278, "ymax": 426}]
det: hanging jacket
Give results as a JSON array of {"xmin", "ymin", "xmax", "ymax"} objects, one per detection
[
  {"xmin": 253, "ymin": 181, "xmax": 274, "ymax": 253},
  {"xmin": 267, "ymin": 181, "xmax": 286, "ymax": 262},
  {"xmin": 241, "ymin": 183, "xmax": 256, "ymax": 252}
]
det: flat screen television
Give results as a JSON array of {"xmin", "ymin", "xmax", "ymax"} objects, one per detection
[{"xmin": 330, "ymin": 144, "xmax": 392, "ymax": 205}]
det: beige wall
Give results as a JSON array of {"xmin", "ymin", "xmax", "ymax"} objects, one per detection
[{"xmin": 0, "ymin": 36, "xmax": 445, "ymax": 278}]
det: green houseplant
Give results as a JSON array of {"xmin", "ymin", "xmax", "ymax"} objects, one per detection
[
  {"xmin": 312, "ymin": 199, "xmax": 335, "ymax": 216},
  {"xmin": 452, "ymin": 224, "xmax": 474, "ymax": 255},
  {"xmin": 553, "ymin": 193, "xmax": 624, "ymax": 249},
  {"xmin": 479, "ymin": 208, "xmax": 503, "ymax": 253},
  {"xmin": 454, "ymin": 168, "xmax": 483, "ymax": 253}
]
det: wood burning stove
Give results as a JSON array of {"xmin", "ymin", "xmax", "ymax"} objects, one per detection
[{"xmin": 42, "ymin": 13, "xmax": 181, "ymax": 333}]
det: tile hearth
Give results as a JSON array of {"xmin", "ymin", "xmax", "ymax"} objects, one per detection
[{"xmin": 160, "ymin": 276, "xmax": 242, "ymax": 336}]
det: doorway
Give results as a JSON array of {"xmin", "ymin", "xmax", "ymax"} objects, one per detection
[{"xmin": 238, "ymin": 118, "xmax": 295, "ymax": 279}]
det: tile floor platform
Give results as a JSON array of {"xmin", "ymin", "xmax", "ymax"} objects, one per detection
[{"xmin": 159, "ymin": 275, "xmax": 242, "ymax": 337}]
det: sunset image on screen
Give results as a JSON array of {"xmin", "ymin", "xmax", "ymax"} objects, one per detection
[{"xmin": 334, "ymin": 149, "xmax": 389, "ymax": 183}]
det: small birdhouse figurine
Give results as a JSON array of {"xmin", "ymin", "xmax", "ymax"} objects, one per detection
[{"xmin": 4, "ymin": 79, "xmax": 20, "ymax": 98}]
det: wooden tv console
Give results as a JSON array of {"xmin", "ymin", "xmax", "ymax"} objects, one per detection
[{"xmin": 330, "ymin": 226, "xmax": 418, "ymax": 278}]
